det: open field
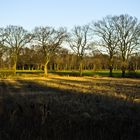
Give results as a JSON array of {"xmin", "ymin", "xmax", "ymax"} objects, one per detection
[
  {"xmin": 0, "ymin": 75, "xmax": 140, "ymax": 140},
  {"xmin": 50, "ymin": 70, "xmax": 140, "ymax": 78}
]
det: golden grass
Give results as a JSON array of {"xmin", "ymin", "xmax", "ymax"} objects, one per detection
[{"xmin": 1, "ymin": 75, "xmax": 139, "ymax": 103}]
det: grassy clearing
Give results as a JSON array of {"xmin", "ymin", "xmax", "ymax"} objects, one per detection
[
  {"xmin": 50, "ymin": 70, "xmax": 140, "ymax": 78},
  {"xmin": 0, "ymin": 69, "xmax": 140, "ymax": 78},
  {"xmin": 0, "ymin": 75, "xmax": 140, "ymax": 140}
]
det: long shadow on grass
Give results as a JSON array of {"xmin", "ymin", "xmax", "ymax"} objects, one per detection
[
  {"xmin": 0, "ymin": 79, "xmax": 140, "ymax": 140},
  {"xmin": 49, "ymin": 77, "xmax": 140, "ymax": 99}
]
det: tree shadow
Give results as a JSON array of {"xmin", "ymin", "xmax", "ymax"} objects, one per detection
[{"xmin": 50, "ymin": 77, "xmax": 140, "ymax": 99}]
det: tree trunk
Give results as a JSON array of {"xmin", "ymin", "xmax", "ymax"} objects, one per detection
[
  {"xmin": 136, "ymin": 62, "xmax": 138, "ymax": 70},
  {"xmin": 109, "ymin": 57, "xmax": 113, "ymax": 77},
  {"xmin": 13, "ymin": 54, "xmax": 17, "ymax": 75},
  {"xmin": 50, "ymin": 64, "xmax": 53, "ymax": 71},
  {"xmin": 29, "ymin": 65, "xmax": 31, "ymax": 70},
  {"xmin": 56, "ymin": 64, "xmax": 59, "ymax": 71},
  {"xmin": 93, "ymin": 64, "xmax": 96, "ymax": 71},
  {"xmin": 79, "ymin": 61, "xmax": 83, "ymax": 76},
  {"xmin": 44, "ymin": 61, "xmax": 49, "ymax": 77},
  {"xmin": 109, "ymin": 67, "xmax": 113, "ymax": 77},
  {"xmin": 121, "ymin": 60, "xmax": 127, "ymax": 77},
  {"xmin": 22, "ymin": 65, "xmax": 24, "ymax": 70},
  {"xmin": 122, "ymin": 70, "xmax": 125, "ymax": 77},
  {"xmin": 13, "ymin": 61, "xmax": 17, "ymax": 75}
]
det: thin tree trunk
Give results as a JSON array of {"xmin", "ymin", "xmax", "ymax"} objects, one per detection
[
  {"xmin": 109, "ymin": 67, "xmax": 113, "ymax": 77},
  {"xmin": 56, "ymin": 64, "xmax": 59, "ymax": 71},
  {"xmin": 93, "ymin": 64, "xmax": 96, "ymax": 71},
  {"xmin": 13, "ymin": 54, "xmax": 17, "ymax": 75},
  {"xmin": 22, "ymin": 65, "xmax": 24, "ymax": 70},
  {"xmin": 109, "ymin": 57, "xmax": 113, "ymax": 77},
  {"xmin": 136, "ymin": 62, "xmax": 138, "ymax": 70},
  {"xmin": 44, "ymin": 61, "xmax": 49, "ymax": 77},
  {"xmin": 13, "ymin": 61, "xmax": 17, "ymax": 75},
  {"xmin": 50, "ymin": 64, "xmax": 52, "ymax": 71},
  {"xmin": 29, "ymin": 65, "xmax": 30, "ymax": 70},
  {"xmin": 79, "ymin": 61, "xmax": 83, "ymax": 76}
]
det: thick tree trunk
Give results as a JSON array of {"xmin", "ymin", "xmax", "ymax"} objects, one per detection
[
  {"xmin": 121, "ymin": 60, "xmax": 127, "ymax": 77},
  {"xmin": 122, "ymin": 70, "xmax": 125, "ymax": 77}
]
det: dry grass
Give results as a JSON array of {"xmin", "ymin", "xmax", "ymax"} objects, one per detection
[
  {"xmin": 3, "ymin": 75, "xmax": 139, "ymax": 102},
  {"xmin": 0, "ymin": 75, "xmax": 140, "ymax": 140}
]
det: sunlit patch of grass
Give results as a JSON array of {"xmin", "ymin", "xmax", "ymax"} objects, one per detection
[{"xmin": 14, "ymin": 75, "xmax": 140, "ymax": 103}]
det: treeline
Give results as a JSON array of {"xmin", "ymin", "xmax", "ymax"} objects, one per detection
[{"xmin": 0, "ymin": 14, "xmax": 140, "ymax": 77}]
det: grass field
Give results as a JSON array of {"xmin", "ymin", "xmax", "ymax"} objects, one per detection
[
  {"xmin": 1, "ymin": 69, "xmax": 140, "ymax": 78},
  {"xmin": 50, "ymin": 70, "xmax": 140, "ymax": 78},
  {"xmin": 0, "ymin": 75, "xmax": 140, "ymax": 140}
]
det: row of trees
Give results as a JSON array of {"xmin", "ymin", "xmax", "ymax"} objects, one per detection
[{"xmin": 0, "ymin": 14, "xmax": 140, "ymax": 77}]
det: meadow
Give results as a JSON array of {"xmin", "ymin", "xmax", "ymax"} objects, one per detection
[
  {"xmin": 0, "ymin": 72, "xmax": 140, "ymax": 140},
  {"xmin": 1, "ymin": 69, "xmax": 140, "ymax": 78}
]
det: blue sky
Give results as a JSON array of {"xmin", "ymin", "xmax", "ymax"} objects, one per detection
[{"xmin": 0, "ymin": 0, "xmax": 139, "ymax": 30}]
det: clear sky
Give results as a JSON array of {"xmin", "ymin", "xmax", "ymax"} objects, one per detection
[{"xmin": 0, "ymin": 0, "xmax": 139, "ymax": 30}]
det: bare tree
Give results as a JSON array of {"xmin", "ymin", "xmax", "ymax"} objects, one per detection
[
  {"xmin": 4, "ymin": 25, "xmax": 33, "ymax": 73},
  {"xmin": 33, "ymin": 26, "xmax": 67, "ymax": 76},
  {"xmin": 0, "ymin": 28, "xmax": 7, "ymax": 56},
  {"xmin": 114, "ymin": 14, "xmax": 140, "ymax": 77},
  {"xmin": 93, "ymin": 16, "xmax": 118, "ymax": 77},
  {"xmin": 0, "ymin": 28, "xmax": 7, "ymax": 68},
  {"xmin": 68, "ymin": 25, "xmax": 90, "ymax": 76}
]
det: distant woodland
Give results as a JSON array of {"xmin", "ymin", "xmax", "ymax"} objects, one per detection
[{"xmin": 0, "ymin": 14, "xmax": 140, "ymax": 77}]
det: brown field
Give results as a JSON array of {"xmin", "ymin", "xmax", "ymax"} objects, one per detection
[
  {"xmin": 1, "ymin": 75, "xmax": 140, "ymax": 102},
  {"xmin": 0, "ymin": 75, "xmax": 140, "ymax": 140}
]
